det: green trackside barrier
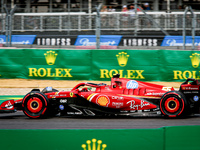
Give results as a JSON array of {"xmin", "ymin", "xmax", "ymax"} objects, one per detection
[
  {"xmin": 0, "ymin": 126, "xmax": 199, "ymax": 150},
  {"xmin": 0, "ymin": 95, "xmax": 23, "ymax": 105},
  {"xmin": 165, "ymin": 126, "xmax": 200, "ymax": 150},
  {"xmin": 0, "ymin": 129, "xmax": 164, "ymax": 150},
  {"xmin": 0, "ymin": 49, "xmax": 199, "ymax": 81}
]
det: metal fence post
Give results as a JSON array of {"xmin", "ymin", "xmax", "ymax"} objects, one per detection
[
  {"xmin": 59, "ymin": 15, "xmax": 62, "ymax": 32},
  {"xmin": 96, "ymin": 4, "xmax": 102, "ymax": 49},
  {"xmin": 134, "ymin": 0, "xmax": 138, "ymax": 36},
  {"xmin": 68, "ymin": 0, "xmax": 70, "ymax": 35},
  {"xmin": 78, "ymin": 15, "xmax": 81, "ymax": 31},
  {"xmin": 1, "ymin": 0, "xmax": 4, "ymax": 34},
  {"xmin": 40, "ymin": 16, "xmax": 43, "ymax": 31},
  {"xmin": 9, "ymin": 5, "xmax": 17, "ymax": 47},
  {"xmin": 88, "ymin": 0, "xmax": 92, "ymax": 30},
  {"xmin": 21, "ymin": 16, "xmax": 24, "ymax": 31},
  {"xmin": 3, "ymin": 4, "xmax": 16, "ymax": 47},
  {"xmin": 183, "ymin": 6, "xmax": 196, "ymax": 50},
  {"xmin": 3, "ymin": 5, "xmax": 8, "ymax": 46}
]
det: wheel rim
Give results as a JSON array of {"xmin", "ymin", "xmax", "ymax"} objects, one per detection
[
  {"xmin": 164, "ymin": 97, "xmax": 180, "ymax": 113},
  {"xmin": 27, "ymin": 97, "xmax": 43, "ymax": 113}
]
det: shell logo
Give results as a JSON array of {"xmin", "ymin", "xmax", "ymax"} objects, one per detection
[{"xmin": 97, "ymin": 96, "xmax": 110, "ymax": 107}]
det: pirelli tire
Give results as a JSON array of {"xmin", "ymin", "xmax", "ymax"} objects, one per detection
[
  {"xmin": 160, "ymin": 91, "xmax": 189, "ymax": 118},
  {"xmin": 22, "ymin": 92, "xmax": 49, "ymax": 119}
]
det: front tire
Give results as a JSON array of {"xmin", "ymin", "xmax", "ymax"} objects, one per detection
[
  {"xmin": 160, "ymin": 91, "xmax": 188, "ymax": 118},
  {"xmin": 22, "ymin": 92, "xmax": 49, "ymax": 118}
]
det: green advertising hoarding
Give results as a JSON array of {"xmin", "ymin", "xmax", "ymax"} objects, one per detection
[
  {"xmin": 0, "ymin": 95, "xmax": 23, "ymax": 105},
  {"xmin": 92, "ymin": 50, "xmax": 159, "ymax": 81},
  {"xmin": 0, "ymin": 126, "xmax": 200, "ymax": 150},
  {"xmin": 0, "ymin": 129, "xmax": 163, "ymax": 150},
  {"xmin": 0, "ymin": 49, "xmax": 199, "ymax": 81}
]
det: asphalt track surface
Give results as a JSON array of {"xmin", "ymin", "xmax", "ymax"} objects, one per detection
[{"xmin": 0, "ymin": 111, "xmax": 200, "ymax": 129}]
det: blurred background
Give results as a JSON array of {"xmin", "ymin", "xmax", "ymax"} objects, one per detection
[{"xmin": 0, "ymin": 0, "xmax": 200, "ymax": 49}]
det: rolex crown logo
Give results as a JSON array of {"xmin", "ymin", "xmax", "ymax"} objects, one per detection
[
  {"xmin": 116, "ymin": 52, "xmax": 129, "ymax": 67},
  {"xmin": 82, "ymin": 139, "xmax": 107, "ymax": 150},
  {"xmin": 44, "ymin": 50, "xmax": 58, "ymax": 65},
  {"xmin": 190, "ymin": 53, "xmax": 200, "ymax": 68}
]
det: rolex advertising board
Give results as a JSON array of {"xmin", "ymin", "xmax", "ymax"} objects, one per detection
[
  {"xmin": 29, "ymin": 50, "xmax": 92, "ymax": 80},
  {"xmin": 0, "ymin": 49, "xmax": 199, "ymax": 81},
  {"xmin": 160, "ymin": 50, "xmax": 200, "ymax": 81},
  {"xmin": 0, "ymin": 49, "xmax": 91, "ymax": 80},
  {"xmin": 0, "ymin": 126, "xmax": 200, "ymax": 150},
  {"xmin": 91, "ymin": 50, "xmax": 159, "ymax": 81}
]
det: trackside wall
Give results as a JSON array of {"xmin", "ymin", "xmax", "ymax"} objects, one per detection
[
  {"xmin": 0, "ymin": 126, "xmax": 199, "ymax": 150},
  {"xmin": 0, "ymin": 49, "xmax": 199, "ymax": 81},
  {"xmin": 0, "ymin": 95, "xmax": 23, "ymax": 105}
]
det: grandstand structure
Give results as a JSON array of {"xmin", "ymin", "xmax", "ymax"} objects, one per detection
[
  {"xmin": 0, "ymin": 1, "xmax": 199, "ymax": 34},
  {"xmin": 1, "ymin": 0, "xmax": 200, "ymax": 13},
  {"xmin": 0, "ymin": 0, "xmax": 199, "ymax": 49},
  {"xmin": 4, "ymin": 11, "xmax": 199, "ymax": 33}
]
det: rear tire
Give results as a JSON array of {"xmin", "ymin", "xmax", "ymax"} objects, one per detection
[
  {"xmin": 22, "ymin": 92, "xmax": 49, "ymax": 118},
  {"xmin": 160, "ymin": 91, "xmax": 188, "ymax": 118}
]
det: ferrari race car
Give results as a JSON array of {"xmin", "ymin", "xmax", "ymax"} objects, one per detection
[{"xmin": 0, "ymin": 74, "xmax": 200, "ymax": 118}]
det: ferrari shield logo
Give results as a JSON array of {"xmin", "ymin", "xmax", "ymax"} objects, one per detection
[{"xmin": 70, "ymin": 92, "xmax": 73, "ymax": 97}]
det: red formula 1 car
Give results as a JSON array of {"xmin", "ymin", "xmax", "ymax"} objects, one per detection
[{"xmin": 0, "ymin": 74, "xmax": 200, "ymax": 118}]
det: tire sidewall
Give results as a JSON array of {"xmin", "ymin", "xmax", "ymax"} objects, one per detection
[
  {"xmin": 22, "ymin": 92, "xmax": 49, "ymax": 118},
  {"xmin": 160, "ymin": 91, "xmax": 187, "ymax": 117}
]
